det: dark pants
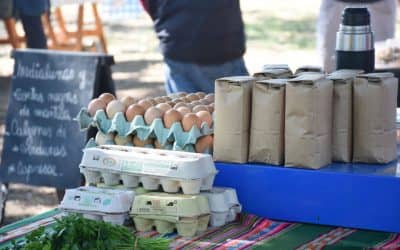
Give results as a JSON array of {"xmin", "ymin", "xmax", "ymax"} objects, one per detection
[{"xmin": 20, "ymin": 14, "xmax": 47, "ymax": 49}]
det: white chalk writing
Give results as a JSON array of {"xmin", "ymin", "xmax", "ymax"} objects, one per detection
[
  {"xmin": 13, "ymin": 88, "xmax": 44, "ymax": 103},
  {"xmin": 7, "ymin": 161, "xmax": 60, "ymax": 183},
  {"xmin": 16, "ymin": 62, "xmax": 75, "ymax": 81},
  {"xmin": 11, "ymin": 119, "xmax": 53, "ymax": 138}
]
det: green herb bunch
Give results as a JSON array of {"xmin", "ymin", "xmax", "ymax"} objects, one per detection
[{"xmin": 8, "ymin": 214, "xmax": 169, "ymax": 250}]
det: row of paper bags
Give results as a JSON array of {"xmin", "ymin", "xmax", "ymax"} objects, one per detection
[{"xmin": 213, "ymin": 69, "xmax": 398, "ymax": 169}]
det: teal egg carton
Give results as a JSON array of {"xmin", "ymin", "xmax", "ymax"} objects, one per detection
[{"xmin": 76, "ymin": 108, "xmax": 213, "ymax": 151}]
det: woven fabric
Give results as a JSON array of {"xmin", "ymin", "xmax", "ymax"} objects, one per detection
[{"xmin": 0, "ymin": 210, "xmax": 399, "ymax": 249}]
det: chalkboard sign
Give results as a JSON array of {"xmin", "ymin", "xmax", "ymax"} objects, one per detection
[{"xmin": 0, "ymin": 49, "xmax": 102, "ymax": 188}]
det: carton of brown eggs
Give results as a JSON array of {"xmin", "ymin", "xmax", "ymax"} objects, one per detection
[
  {"xmin": 59, "ymin": 186, "xmax": 135, "ymax": 225},
  {"xmin": 79, "ymin": 145, "xmax": 218, "ymax": 194},
  {"xmin": 76, "ymin": 92, "xmax": 214, "ymax": 153}
]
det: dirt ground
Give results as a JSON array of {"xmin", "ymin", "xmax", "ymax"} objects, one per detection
[{"xmin": 0, "ymin": 0, "xmax": 399, "ymax": 226}]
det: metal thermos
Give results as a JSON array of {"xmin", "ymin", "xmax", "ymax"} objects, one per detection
[{"xmin": 336, "ymin": 7, "xmax": 374, "ymax": 72}]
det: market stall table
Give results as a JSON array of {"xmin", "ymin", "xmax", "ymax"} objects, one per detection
[{"xmin": 0, "ymin": 209, "xmax": 399, "ymax": 249}]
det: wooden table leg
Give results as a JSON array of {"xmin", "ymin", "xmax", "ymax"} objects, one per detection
[{"xmin": 92, "ymin": 3, "xmax": 108, "ymax": 53}]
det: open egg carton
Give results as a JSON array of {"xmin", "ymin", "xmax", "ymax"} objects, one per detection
[
  {"xmin": 76, "ymin": 110, "xmax": 213, "ymax": 153},
  {"xmin": 201, "ymin": 187, "xmax": 242, "ymax": 227},
  {"xmin": 130, "ymin": 192, "xmax": 210, "ymax": 237},
  {"xmin": 80, "ymin": 145, "xmax": 218, "ymax": 194},
  {"xmin": 59, "ymin": 186, "xmax": 135, "ymax": 225}
]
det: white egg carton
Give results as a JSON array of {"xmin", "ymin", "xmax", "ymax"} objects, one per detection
[
  {"xmin": 80, "ymin": 145, "xmax": 218, "ymax": 194},
  {"xmin": 201, "ymin": 187, "xmax": 242, "ymax": 227},
  {"xmin": 59, "ymin": 186, "xmax": 135, "ymax": 225}
]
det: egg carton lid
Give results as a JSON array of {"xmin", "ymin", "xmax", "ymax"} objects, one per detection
[
  {"xmin": 59, "ymin": 186, "xmax": 135, "ymax": 214},
  {"xmin": 80, "ymin": 145, "xmax": 217, "ymax": 180},
  {"xmin": 131, "ymin": 192, "xmax": 210, "ymax": 218},
  {"xmin": 201, "ymin": 187, "xmax": 242, "ymax": 213}
]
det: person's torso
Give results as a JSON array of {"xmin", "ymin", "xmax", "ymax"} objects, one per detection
[{"xmin": 148, "ymin": 0, "xmax": 246, "ymax": 64}]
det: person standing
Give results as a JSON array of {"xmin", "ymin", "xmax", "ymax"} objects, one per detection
[
  {"xmin": 317, "ymin": 0, "xmax": 397, "ymax": 73},
  {"xmin": 140, "ymin": 0, "xmax": 248, "ymax": 94},
  {"xmin": 14, "ymin": 0, "xmax": 50, "ymax": 49}
]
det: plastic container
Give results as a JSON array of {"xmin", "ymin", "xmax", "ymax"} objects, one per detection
[
  {"xmin": 201, "ymin": 187, "xmax": 242, "ymax": 227},
  {"xmin": 80, "ymin": 145, "xmax": 218, "ymax": 194},
  {"xmin": 59, "ymin": 186, "xmax": 135, "ymax": 225},
  {"xmin": 130, "ymin": 192, "xmax": 210, "ymax": 237}
]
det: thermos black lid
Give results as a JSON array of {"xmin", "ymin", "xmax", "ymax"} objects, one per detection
[{"xmin": 341, "ymin": 7, "xmax": 370, "ymax": 26}]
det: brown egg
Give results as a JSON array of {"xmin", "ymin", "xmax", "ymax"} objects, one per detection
[
  {"xmin": 144, "ymin": 107, "xmax": 163, "ymax": 125},
  {"xmin": 87, "ymin": 98, "xmax": 107, "ymax": 116},
  {"xmin": 167, "ymin": 101, "xmax": 176, "ymax": 107},
  {"xmin": 154, "ymin": 97, "xmax": 166, "ymax": 104},
  {"xmin": 163, "ymin": 96, "xmax": 172, "ymax": 101},
  {"xmin": 195, "ymin": 135, "xmax": 214, "ymax": 153},
  {"xmin": 190, "ymin": 101, "xmax": 202, "ymax": 107},
  {"xmin": 125, "ymin": 104, "xmax": 145, "ymax": 121},
  {"xmin": 196, "ymin": 110, "xmax": 213, "ymax": 127},
  {"xmin": 156, "ymin": 103, "xmax": 172, "ymax": 114},
  {"xmin": 208, "ymin": 105, "xmax": 214, "ymax": 113},
  {"xmin": 181, "ymin": 97, "xmax": 191, "ymax": 103},
  {"xmin": 205, "ymin": 93, "xmax": 215, "ymax": 103},
  {"xmin": 133, "ymin": 136, "xmax": 153, "ymax": 147},
  {"xmin": 199, "ymin": 99, "xmax": 209, "ymax": 105},
  {"xmin": 192, "ymin": 105, "xmax": 209, "ymax": 113},
  {"xmin": 186, "ymin": 93, "xmax": 200, "ymax": 101},
  {"xmin": 120, "ymin": 96, "xmax": 136, "ymax": 107},
  {"xmin": 138, "ymin": 99, "xmax": 153, "ymax": 110},
  {"xmin": 177, "ymin": 92, "xmax": 187, "ymax": 97},
  {"xmin": 114, "ymin": 134, "xmax": 132, "ymax": 145},
  {"xmin": 163, "ymin": 109, "xmax": 182, "ymax": 128},
  {"xmin": 106, "ymin": 100, "xmax": 126, "ymax": 119},
  {"xmin": 146, "ymin": 98, "xmax": 157, "ymax": 106},
  {"xmin": 95, "ymin": 132, "xmax": 115, "ymax": 145},
  {"xmin": 182, "ymin": 113, "xmax": 201, "ymax": 132},
  {"xmin": 195, "ymin": 92, "xmax": 206, "ymax": 99},
  {"xmin": 176, "ymin": 106, "xmax": 191, "ymax": 117},
  {"xmin": 99, "ymin": 93, "xmax": 116, "ymax": 104},
  {"xmin": 174, "ymin": 102, "xmax": 189, "ymax": 109}
]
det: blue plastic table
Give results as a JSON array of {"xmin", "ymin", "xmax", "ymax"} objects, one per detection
[{"xmin": 214, "ymin": 157, "xmax": 400, "ymax": 233}]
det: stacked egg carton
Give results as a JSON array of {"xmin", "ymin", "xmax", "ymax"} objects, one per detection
[
  {"xmin": 79, "ymin": 145, "xmax": 241, "ymax": 237},
  {"xmin": 75, "ymin": 92, "xmax": 214, "ymax": 153},
  {"xmin": 58, "ymin": 186, "xmax": 135, "ymax": 225}
]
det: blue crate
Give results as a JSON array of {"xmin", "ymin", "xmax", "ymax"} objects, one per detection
[{"xmin": 214, "ymin": 159, "xmax": 400, "ymax": 233}]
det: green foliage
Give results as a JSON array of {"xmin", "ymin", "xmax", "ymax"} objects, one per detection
[{"xmin": 6, "ymin": 214, "xmax": 169, "ymax": 250}]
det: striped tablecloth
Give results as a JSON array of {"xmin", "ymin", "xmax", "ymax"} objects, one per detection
[{"xmin": 0, "ymin": 209, "xmax": 399, "ymax": 249}]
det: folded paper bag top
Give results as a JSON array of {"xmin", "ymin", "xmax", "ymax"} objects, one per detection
[
  {"xmin": 249, "ymin": 78, "xmax": 287, "ymax": 165},
  {"xmin": 287, "ymin": 72, "xmax": 325, "ymax": 84},
  {"xmin": 285, "ymin": 73, "xmax": 333, "ymax": 169},
  {"xmin": 353, "ymin": 72, "xmax": 398, "ymax": 164},
  {"xmin": 294, "ymin": 65, "xmax": 323, "ymax": 75},
  {"xmin": 214, "ymin": 76, "xmax": 254, "ymax": 163},
  {"xmin": 253, "ymin": 69, "xmax": 292, "ymax": 79},
  {"xmin": 357, "ymin": 72, "xmax": 394, "ymax": 81},
  {"xmin": 256, "ymin": 78, "xmax": 287, "ymax": 87},
  {"xmin": 327, "ymin": 69, "xmax": 364, "ymax": 81}
]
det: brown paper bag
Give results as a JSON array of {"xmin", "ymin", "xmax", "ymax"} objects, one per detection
[
  {"xmin": 253, "ymin": 64, "xmax": 292, "ymax": 79},
  {"xmin": 285, "ymin": 73, "xmax": 333, "ymax": 169},
  {"xmin": 214, "ymin": 76, "xmax": 254, "ymax": 163},
  {"xmin": 295, "ymin": 65, "xmax": 323, "ymax": 75},
  {"xmin": 249, "ymin": 79, "xmax": 286, "ymax": 165},
  {"xmin": 327, "ymin": 69, "xmax": 363, "ymax": 162},
  {"xmin": 353, "ymin": 73, "xmax": 398, "ymax": 163}
]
